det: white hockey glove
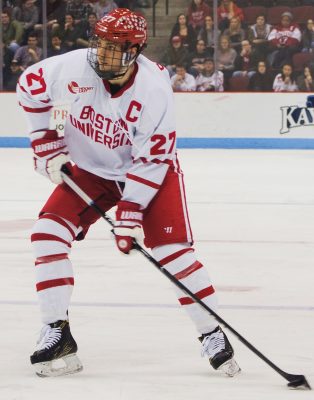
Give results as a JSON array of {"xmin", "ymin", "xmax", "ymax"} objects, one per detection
[
  {"xmin": 31, "ymin": 129, "xmax": 71, "ymax": 184},
  {"xmin": 114, "ymin": 201, "xmax": 144, "ymax": 254}
]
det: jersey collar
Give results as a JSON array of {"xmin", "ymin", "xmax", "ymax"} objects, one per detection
[{"xmin": 102, "ymin": 62, "xmax": 138, "ymax": 98}]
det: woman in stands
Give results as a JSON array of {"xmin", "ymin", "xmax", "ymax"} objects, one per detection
[
  {"xmin": 273, "ymin": 63, "xmax": 298, "ymax": 92},
  {"xmin": 248, "ymin": 60, "xmax": 273, "ymax": 91},
  {"xmin": 187, "ymin": 0, "xmax": 211, "ymax": 34},
  {"xmin": 170, "ymin": 13, "xmax": 197, "ymax": 52},
  {"xmin": 296, "ymin": 64, "xmax": 314, "ymax": 91},
  {"xmin": 217, "ymin": 0, "xmax": 244, "ymax": 31}
]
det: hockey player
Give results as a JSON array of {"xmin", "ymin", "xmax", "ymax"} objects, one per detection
[{"xmin": 17, "ymin": 8, "xmax": 240, "ymax": 377}]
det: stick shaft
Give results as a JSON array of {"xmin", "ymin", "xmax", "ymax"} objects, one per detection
[{"xmin": 60, "ymin": 171, "xmax": 309, "ymax": 386}]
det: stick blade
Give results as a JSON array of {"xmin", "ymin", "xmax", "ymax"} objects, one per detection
[{"xmin": 287, "ymin": 375, "xmax": 311, "ymax": 390}]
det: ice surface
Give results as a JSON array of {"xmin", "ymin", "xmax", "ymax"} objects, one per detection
[{"xmin": 0, "ymin": 149, "xmax": 313, "ymax": 399}]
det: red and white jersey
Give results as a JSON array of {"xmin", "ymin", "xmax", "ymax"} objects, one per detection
[
  {"xmin": 17, "ymin": 49, "xmax": 178, "ymax": 209},
  {"xmin": 268, "ymin": 24, "xmax": 301, "ymax": 47}
]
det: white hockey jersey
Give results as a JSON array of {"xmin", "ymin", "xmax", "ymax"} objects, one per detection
[{"xmin": 17, "ymin": 49, "xmax": 178, "ymax": 209}]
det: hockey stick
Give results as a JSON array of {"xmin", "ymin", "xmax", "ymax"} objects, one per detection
[{"xmin": 60, "ymin": 167, "xmax": 311, "ymax": 390}]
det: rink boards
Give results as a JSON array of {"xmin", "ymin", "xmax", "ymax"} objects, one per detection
[{"xmin": 1, "ymin": 92, "xmax": 314, "ymax": 149}]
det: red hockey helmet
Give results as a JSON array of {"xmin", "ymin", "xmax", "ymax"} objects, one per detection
[
  {"xmin": 94, "ymin": 8, "xmax": 147, "ymax": 47},
  {"xmin": 88, "ymin": 8, "xmax": 147, "ymax": 80}
]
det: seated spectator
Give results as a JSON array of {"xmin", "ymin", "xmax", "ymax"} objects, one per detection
[
  {"xmin": 268, "ymin": 12, "xmax": 301, "ymax": 69},
  {"xmin": 216, "ymin": 35, "xmax": 237, "ymax": 73},
  {"xmin": 66, "ymin": 0, "xmax": 94, "ymax": 24},
  {"xmin": 247, "ymin": 14, "xmax": 272, "ymax": 60},
  {"xmin": 1, "ymin": 40, "xmax": 14, "ymax": 83},
  {"xmin": 93, "ymin": 0, "xmax": 118, "ymax": 19},
  {"xmin": 13, "ymin": 33, "xmax": 43, "ymax": 69},
  {"xmin": 12, "ymin": 0, "xmax": 39, "ymax": 43},
  {"xmin": 76, "ymin": 12, "xmax": 97, "ymax": 48},
  {"xmin": 187, "ymin": 0, "xmax": 211, "ymax": 34},
  {"xmin": 47, "ymin": 35, "xmax": 67, "ymax": 57},
  {"xmin": 187, "ymin": 38, "xmax": 212, "ymax": 77},
  {"xmin": 196, "ymin": 58, "xmax": 224, "ymax": 91},
  {"xmin": 1, "ymin": 9, "xmax": 24, "ymax": 53},
  {"xmin": 4, "ymin": 59, "xmax": 23, "ymax": 91},
  {"xmin": 248, "ymin": 60, "xmax": 273, "ymax": 91},
  {"xmin": 160, "ymin": 36, "xmax": 189, "ymax": 77},
  {"xmin": 296, "ymin": 65, "xmax": 314, "ymax": 91},
  {"xmin": 34, "ymin": 0, "xmax": 67, "ymax": 35},
  {"xmin": 223, "ymin": 16, "xmax": 245, "ymax": 53},
  {"xmin": 273, "ymin": 63, "xmax": 298, "ymax": 92},
  {"xmin": 233, "ymin": 40, "xmax": 260, "ymax": 78},
  {"xmin": 197, "ymin": 15, "xmax": 220, "ymax": 56},
  {"xmin": 171, "ymin": 64, "xmax": 196, "ymax": 92},
  {"xmin": 301, "ymin": 19, "xmax": 314, "ymax": 53},
  {"xmin": 170, "ymin": 13, "xmax": 197, "ymax": 52},
  {"xmin": 58, "ymin": 13, "xmax": 82, "ymax": 51},
  {"xmin": 218, "ymin": 0, "xmax": 244, "ymax": 31}
]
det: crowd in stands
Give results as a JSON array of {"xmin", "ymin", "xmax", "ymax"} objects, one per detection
[
  {"xmin": 160, "ymin": 0, "xmax": 314, "ymax": 92},
  {"xmin": 1, "ymin": 0, "xmax": 314, "ymax": 92},
  {"xmin": 1, "ymin": 0, "xmax": 149, "ymax": 90}
]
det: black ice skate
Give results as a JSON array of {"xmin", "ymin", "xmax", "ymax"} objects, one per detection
[
  {"xmin": 30, "ymin": 320, "xmax": 83, "ymax": 377},
  {"xmin": 199, "ymin": 326, "xmax": 241, "ymax": 377}
]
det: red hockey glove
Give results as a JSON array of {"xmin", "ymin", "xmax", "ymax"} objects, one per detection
[
  {"xmin": 114, "ymin": 201, "xmax": 143, "ymax": 254},
  {"xmin": 31, "ymin": 129, "xmax": 71, "ymax": 184}
]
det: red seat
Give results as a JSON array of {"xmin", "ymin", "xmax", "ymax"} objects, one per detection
[
  {"xmin": 243, "ymin": 6, "xmax": 267, "ymax": 25},
  {"xmin": 292, "ymin": 52, "xmax": 314, "ymax": 72},
  {"xmin": 229, "ymin": 75, "xmax": 250, "ymax": 92},
  {"xmin": 267, "ymin": 6, "xmax": 292, "ymax": 25},
  {"xmin": 292, "ymin": 6, "xmax": 314, "ymax": 25}
]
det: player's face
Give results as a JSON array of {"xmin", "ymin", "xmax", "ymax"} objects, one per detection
[{"xmin": 96, "ymin": 39, "xmax": 124, "ymax": 74}]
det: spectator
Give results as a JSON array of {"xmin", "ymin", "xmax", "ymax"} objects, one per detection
[
  {"xmin": 1, "ymin": 9, "xmax": 24, "ymax": 53},
  {"xmin": 296, "ymin": 65, "xmax": 314, "ymax": 91},
  {"xmin": 268, "ymin": 12, "xmax": 301, "ymax": 69},
  {"xmin": 187, "ymin": 38, "xmax": 212, "ymax": 77},
  {"xmin": 171, "ymin": 64, "xmax": 196, "ymax": 91},
  {"xmin": 233, "ymin": 40, "xmax": 260, "ymax": 78},
  {"xmin": 273, "ymin": 63, "xmax": 298, "ymax": 92},
  {"xmin": 76, "ymin": 12, "xmax": 97, "ymax": 48},
  {"xmin": 217, "ymin": 0, "xmax": 244, "ymax": 31},
  {"xmin": 47, "ymin": 35, "xmax": 67, "ymax": 57},
  {"xmin": 170, "ymin": 13, "xmax": 197, "ymax": 52},
  {"xmin": 93, "ymin": 0, "xmax": 118, "ymax": 19},
  {"xmin": 197, "ymin": 15, "xmax": 220, "ymax": 55},
  {"xmin": 301, "ymin": 19, "xmax": 314, "ymax": 53},
  {"xmin": 13, "ymin": 33, "xmax": 43, "ymax": 69},
  {"xmin": 66, "ymin": 0, "xmax": 94, "ymax": 24},
  {"xmin": 196, "ymin": 58, "xmax": 224, "ymax": 91},
  {"xmin": 1, "ymin": 40, "xmax": 14, "ymax": 84},
  {"xmin": 248, "ymin": 60, "xmax": 273, "ymax": 91},
  {"xmin": 4, "ymin": 59, "xmax": 23, "ymax": 91},
  {"xmin": 160, "ymin": 36, "xmax": 189, "ymax": 77},
  {"xmin": 34, "ymin": 0, "xmax": 67, "ymax": 36},
  {"xmin": 12, "ymin": 0, "xmax": 39, "ymax": 42},
  {"xmin": 223, "ymin": 16, "xmax": 245, "ymax": 53},
  {"xmin": 247, "ymin": 14, "xmax": 272, "ymax": 60},
  {"xmin": 216, "ymin": 35, "xmax": 237, "ymax": 74},
  {"xmin": 58, "ymin": 13, "xmax": 82, "ymax": 51},
  {"xmin": 187, "ymin": 0, "xmax": 211, "ymax": 34}
]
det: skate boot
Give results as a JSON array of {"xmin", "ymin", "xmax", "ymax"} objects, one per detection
[
  {"xmin": 199, "ymin": 326, "xmax": 241, "ymax": 377},
  {"xmin": 30, "ymin": 320, "xmax": 83, "ymax": 377}
]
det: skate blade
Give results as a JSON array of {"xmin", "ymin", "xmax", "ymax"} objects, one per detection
[
  {"xmin": 218, "ymin": 358, "xmax": 241, "ymax": 377},
  {"xmin": 35, "ymin": 354, "xmax": 83, "ymax": 377}
]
